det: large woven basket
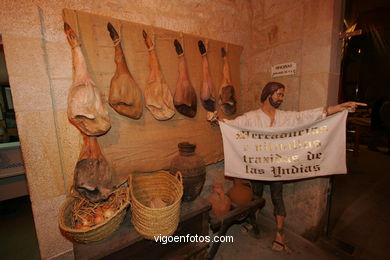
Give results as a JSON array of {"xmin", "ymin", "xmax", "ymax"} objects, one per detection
[
  {"xmin": 58, "ymin": 186, "xmax": 129, "ymax": 244},
  {"xmin": 129, "ymin": 171, "xmax": 183, "ymax": 240}
]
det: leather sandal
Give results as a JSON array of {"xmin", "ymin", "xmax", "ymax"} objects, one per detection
[{"xmin": 272, "ymin": 240, "xmax": 292, "ymax": 254}]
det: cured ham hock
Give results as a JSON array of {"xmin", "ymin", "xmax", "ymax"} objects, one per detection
[
  {"xmin": 198, "ymin": 40, "xmax": 216, "ymax": 112},
  {"xmin": 74, "ymin": 135, "xmax": 114, "ymax": 202},
  {"xmin": 64, "ymin": 23, "xmax": 111, "ymax": 136},
  {"xmin": 142, "ymin": 30, "xmax": 175, "ymax": 120},
  {"xmin": 173, "ymin": 39, "xmax": 197, "ymax": 118},
  {"xmin": 219, "ymin": 47, "xmax": 236, "ymax": 116},
  {"xmin": 107, "ymin": 23, "xmax": 143, "ymax": 119}
]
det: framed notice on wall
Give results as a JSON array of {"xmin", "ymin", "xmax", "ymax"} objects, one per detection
[{"xmin": 271, "ymin": 62, "xmax": 297, "ymax": 78}]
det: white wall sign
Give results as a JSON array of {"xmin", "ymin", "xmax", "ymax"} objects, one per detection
[{"xmin": 272, "ymin": 62, "xmax": 296, "ymax": 78}]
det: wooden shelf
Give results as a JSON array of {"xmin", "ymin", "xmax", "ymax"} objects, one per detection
[{"xmin": 74, "ymin": 197, "xmax": 211, "ymax": 260}]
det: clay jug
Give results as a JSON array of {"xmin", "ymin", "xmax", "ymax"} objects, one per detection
[
  {"xmin": 207, "ymin": 182, "xmax": 231, "ymax": 220},
  {"xmin": 170, "ymin": 142, "xmax": 206, "ymax": 201},
  {"xmin": 228, "ymin": 178, "xmax": 253, "ymax": 206}
]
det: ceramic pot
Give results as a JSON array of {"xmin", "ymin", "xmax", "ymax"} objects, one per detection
[
  {"xmin": 170, "ymin": 142, "xmax": 206, "ymax": 201},
  {"xmin": 227, "ymin": 178, "xmax": 253, "ymax": 206},
  {"xmin": 207, "ymin": 182, "xmax": 231, "ymax": 220}
]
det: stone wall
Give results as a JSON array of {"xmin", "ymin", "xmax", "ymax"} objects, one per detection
[
  {"xmin": 0, "ymin": 0, "xmax": 342, "ymax": 258},
  {"xmin": 247, "ymin": 0, "xmax": 343, "ymax": 240}
]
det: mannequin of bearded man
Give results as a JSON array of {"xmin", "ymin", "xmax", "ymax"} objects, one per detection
[{"xmin": 208, "ymin": 82, "xmax": 366, "ymax": 254}]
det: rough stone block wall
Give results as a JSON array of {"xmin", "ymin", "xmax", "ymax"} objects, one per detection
[
  {"xmin": 0, "ymin": 0, "xmax": 342, "ymax": 258},
  {"xmin": 247, "ymin": 0, "xmax": 343, "ymax": 240}
]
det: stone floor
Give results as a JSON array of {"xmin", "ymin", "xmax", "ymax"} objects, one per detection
[
  {"xmin": 327, "ymin": 145, "xmax": 390, "ymax": 260},
  {"xmin": 213, "ymin": 215, "xmax": 342, "ymax": 260}
]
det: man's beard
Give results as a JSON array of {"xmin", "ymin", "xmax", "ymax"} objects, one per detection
[{"xmin": 269, "ymin": 96, "xmax": 282, "ymax": 108}]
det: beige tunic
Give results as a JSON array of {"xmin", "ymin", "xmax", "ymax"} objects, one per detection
[{"xmin": 225, "ymin": 107, "xmax": 326, "ymax": 128}]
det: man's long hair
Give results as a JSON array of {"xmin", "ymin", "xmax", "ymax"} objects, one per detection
[{"xmin": 260, "ymin": 82, "xmax": 285, "ymax": 103}]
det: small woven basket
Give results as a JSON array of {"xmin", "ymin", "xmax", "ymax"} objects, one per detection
[
  {"xmin": 129, "ymin": 171, "xmax": 183, "ymax": 240},
  {"xmin": 58, "ymin": 185, "xmax": 129, "ymax": 244}
]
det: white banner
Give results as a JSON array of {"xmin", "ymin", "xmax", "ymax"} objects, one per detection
[{"xmin": 219, "ymin": 111, "xmax": 348, "ymax": 181}]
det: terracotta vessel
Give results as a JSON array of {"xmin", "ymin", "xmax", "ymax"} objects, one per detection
[
  {"xmin": 170, "ymin": 142, "xmax": 206, "ymax": 201},
  {"xmin": 207, "ymin": 182, "xmax": 231, "ymax": 220},
  {"xmin": 227, "ymin": 178, "xmax": 253, "ymax": 206}
]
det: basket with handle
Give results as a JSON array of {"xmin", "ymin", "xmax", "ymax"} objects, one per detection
[
  {"xmin": 58, "ymin": 184, "xmax": 130, "ymax": 243},
  {"xmin": 129, "ymin": 170, "xmax": 183, "ymax": 240}
]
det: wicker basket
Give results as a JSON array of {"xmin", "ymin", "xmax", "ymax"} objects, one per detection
[
  {"xmin": 129, "ymin": 171, "xmax": 183, "ymax": 240},
  {"xmin": 58, "ymin": 186, "xmax": 129, "ymax": 244}
]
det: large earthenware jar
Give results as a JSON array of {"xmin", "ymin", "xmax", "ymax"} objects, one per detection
[
  {"xmin": 227, "ymin": 178, "xmax": 253, "ymax": 206},
  {"xmin": 170, "ymin": 142, "xmax": 206, "ymax": 201}
]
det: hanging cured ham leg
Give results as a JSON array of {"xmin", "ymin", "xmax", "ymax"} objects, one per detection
[
  {"xmin": 174, "ymin": 39, "xmax": 197, "ymax": 118},
  {"xmin": 198, "ymin": 40, "xmax": 216, "ymax": 112},
  {"xmin": 142, "ymin": 30, "xmax": 175, "ymax": 120},
  {"xmin": 64, "ymin": 23, "xmax": 111, "ymax": 136},
  {"xmin": 74, "ymin": 135, "xmax": 114, "ymax": 202},
  {"xmin": 107, "ymin": 23, "xmax": 143, "ymax": 119},
  {"xmin": 219, "ymin": 47, "xmax": 237, "ymax": 116}
]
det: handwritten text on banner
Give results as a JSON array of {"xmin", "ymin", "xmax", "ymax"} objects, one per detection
[{"xmin": 219, "ymin": 111, "xmax": 348, "ymax": 181}]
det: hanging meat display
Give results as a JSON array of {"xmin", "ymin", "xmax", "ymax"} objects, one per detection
[
  {"xmin": 173, "ymin": 39, "xmax": 197, "ymax": 118},
  {"xmin": 198, "ymin": 40, "xmax": 216, "ymax": 112},
  {"xmin": 73, "ymin": 135, "xmax": 115, "ymax": 202},
  {"xmin": 219, "ymin": 47, "xmax": 237, "ymax": 116},
  {"xmin": 64, "ymin": 23, "xmax": 111, "ymax": 136},
  {"xmin": 142, "ymin": 30, "xmax": 175, "ymax": 120},
  {"xmin": 107, "ymin": 23, "xmax": 143, "ymax": 119}
]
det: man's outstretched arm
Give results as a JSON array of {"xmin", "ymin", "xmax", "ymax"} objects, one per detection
[{"xmin": 325, "ymin": 101, "xmax": 367, "ymax": 116}]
